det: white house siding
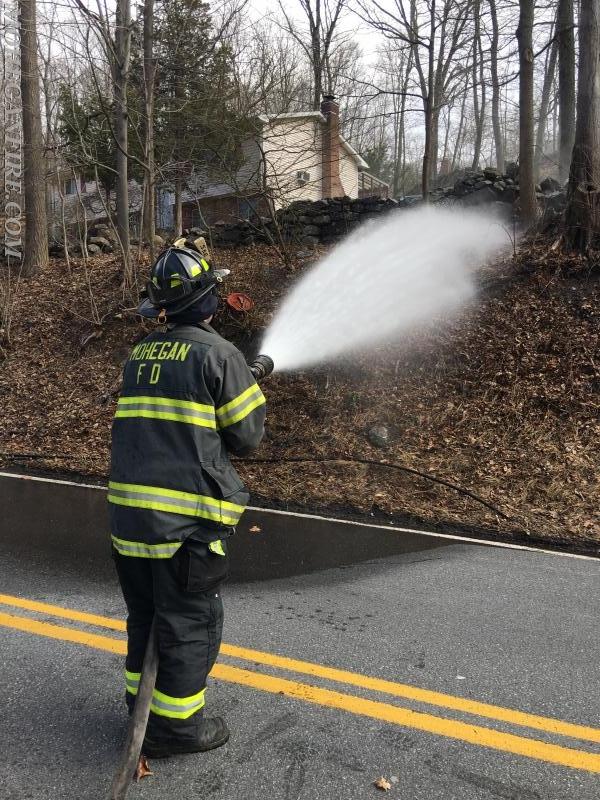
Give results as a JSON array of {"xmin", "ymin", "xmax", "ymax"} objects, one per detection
[
  {"xmin": 261, "ymin": 117, "xmax": 324, "ymax": 209},
  {"xmin": 339, "ymin": 144, "xmax": 359, "ymax": 198}
]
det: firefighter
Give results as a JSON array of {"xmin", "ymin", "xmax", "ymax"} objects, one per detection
[{"xmin": 109, "ymin": 241, "xmax": 266, "ymax": 758}]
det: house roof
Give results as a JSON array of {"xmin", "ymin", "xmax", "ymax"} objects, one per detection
[{"xmin": 258, "ymin": 112, "xmax": 369, "ymax": 170}]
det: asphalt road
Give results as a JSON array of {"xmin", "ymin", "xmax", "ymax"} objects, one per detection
[{"xmin": 0, "ymin": 537, "xmax": 599, "ymax": 800}]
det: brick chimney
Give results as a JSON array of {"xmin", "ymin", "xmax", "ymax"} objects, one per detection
[{"xmin": 321, "ymin": 95, "xmax": 345, "ymax": 198}]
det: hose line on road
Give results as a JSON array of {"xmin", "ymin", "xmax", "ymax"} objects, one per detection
[{"xmin": 109, "ymin": 617, "xmax": 158, "ymax": 800}]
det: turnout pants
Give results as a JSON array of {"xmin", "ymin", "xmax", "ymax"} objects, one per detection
[{"xmin": 113, "ymin": 537, "xmax": 228, "ymax": 742}]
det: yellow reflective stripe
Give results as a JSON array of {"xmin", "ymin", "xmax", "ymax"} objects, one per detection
[
  {"xmin": 108, "ymin": 481, "xmax": 245, "ymax": 512},
  {"xmin": 125, "ymin": 669, "xmax": 141, "ymax": 695},
  {"xmin": 111, "ymin": 535, "xmax": 182, "ymax": 559},
  {"xmin": 216, "ymin": 384, "xmax": 265, "ymax": 428},
  {"xmin": 118, "ymin": 396, "xmax": 214, "ymax": 414},
  {"xmin": 219, "ymin": 394, "xmax": 266, "ymax": 428},
  {"xmin": 150, "ymin": 687, "xmax": 206, "ymax": 719},
  {"xmin": 115, "ymin": 409, "xmax": 216, "ymax": 429},
  {"xmin": 189, "ymin": 264, "xmax": 201, "ymax": 277},
  {"xmin": 200, "ymin": 258, "xmax": 210, "ymax": 272},
  {"xmin": 108, "ymin": 495, "xmax": 240, "ymax": 526},
  {"xmin": 116, "ymin": 396, "xmax": 216, "ymax": 429},
  {"xmin": 108, "ymin": 481, "xmax": 245, "ymax": 525},
  {"xmin": 209, "ymin": 539, "xmax": 225, "ymax": 556},
  {"xmin": 216, "ymin": 384, "xmax": 260, "ymax": 416}
]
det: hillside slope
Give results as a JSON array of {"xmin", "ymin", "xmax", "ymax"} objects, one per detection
[{"xmin": 1, "ymin": 243, "xmax": 598, "ymax": 551}]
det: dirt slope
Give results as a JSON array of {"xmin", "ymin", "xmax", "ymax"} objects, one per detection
[{"xmin": 1, "ymin": 243, "xmax": 598, "ymax": 551}]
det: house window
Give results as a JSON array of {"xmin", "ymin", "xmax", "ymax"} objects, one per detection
[
  {"xmin": 64, "ymin": 178, "xmax": 77, "ymax": 196},
  {"xmin": 238, "ymin": 198, "xmax": 255, "ymax": 220}
]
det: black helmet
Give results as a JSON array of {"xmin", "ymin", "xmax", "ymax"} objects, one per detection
[{"xmin": 137, "ymin": 246, "xmax": 228, "ymax": 319}]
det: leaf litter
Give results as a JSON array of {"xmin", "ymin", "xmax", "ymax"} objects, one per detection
[{"xmin": 0, "ymin": 241, "xmax": 597, "ymax": 551}]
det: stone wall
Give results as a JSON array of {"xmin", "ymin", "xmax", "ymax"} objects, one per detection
[
  {"xmin": 190, "ymin": 169, "xmax": 566, "ymax": 249},
  {"xmin": 191, "ymin": 195, "xmax": 400, "ymax": 249},
  {"xmin": 47, "ymin": 168, "xmax": 567, "ymax": 257}
]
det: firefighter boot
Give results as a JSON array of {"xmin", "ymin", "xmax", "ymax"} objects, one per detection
[{"xmin": 142, "ymin": 716, "xmax": 230, "ymax": 759}]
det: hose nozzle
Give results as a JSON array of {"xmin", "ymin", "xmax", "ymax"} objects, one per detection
[{"xmin": 249, "ymin": 354, "xmax": 274, "ymax": 381}]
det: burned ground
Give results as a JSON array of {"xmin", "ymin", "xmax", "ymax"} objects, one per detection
[{"xmin": 0, "ymin": 242, "xmax": 598, "ymax": 551}]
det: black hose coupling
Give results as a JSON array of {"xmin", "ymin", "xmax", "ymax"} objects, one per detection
[{"xmin": 249, "ymin": 354, "xmax": 274, "ymax": 382}]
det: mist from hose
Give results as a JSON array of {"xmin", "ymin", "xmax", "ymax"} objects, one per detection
[{"xmin": 261, "ymin": 206, "xmax": 509, "ymax": 371}]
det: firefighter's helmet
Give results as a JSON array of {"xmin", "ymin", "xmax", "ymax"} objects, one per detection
[{"xmin": 137, "ymin": 246, "xmax": 228, "ymax": 319}]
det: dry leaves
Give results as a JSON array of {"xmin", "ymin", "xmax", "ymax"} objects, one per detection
[
  {"xmin": 1, "ymin": 243, "xmax": 598, "ymax": 550},
  {"xmin": 135, "ymin": 755, "xmax": 153, "ymax": 782},
  {"xmin": 374, "ymin": 776, "xmax": 392, "ymax": 791}
]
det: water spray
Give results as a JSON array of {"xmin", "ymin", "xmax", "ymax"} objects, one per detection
[{"xmin": 260, "ymin": 206, "xmax": 509, "ymax": 372}]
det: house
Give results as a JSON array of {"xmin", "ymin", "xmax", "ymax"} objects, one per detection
[
  {"xmin": 46, "ymin": 167, "xmax": 144, "ymax": 243},
  {"xmin": 173, "ymin": 96, "xmax": 389, "ymax": 229},
  {"xmin": 46, "ymin": 96, "xmax": 389, "ymax": 236}
]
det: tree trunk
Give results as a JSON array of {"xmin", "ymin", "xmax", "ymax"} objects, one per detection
[
  {"xmin": 113, "ymin": 0, "xmax": 132, "ymax": 276},
  {"xmin": 557, "ymin": 0, "xmax": 576, "ymax": 185},
  {"xmin": 563, "ymin": 0, "xmax": 600, "ymax": 252},
  {"xmin": 489, "ymin": 0, "xmax": 504, "ymax": 171},
  {"xmin": 143, "ymin": 0, "xmax": 156, "ymax": 256},
  {"xmin": 174, "ymin": 177, "xmax": 183, "ymax": 237},
  {"xmin": 429, "ymin": 107, "xmax": 440, "ymax": 186},
  {"xmin": 421, "ymin": 0, "xmax": 436, "ymax": 198},
  {"xmin": 516, "ymin": 0, "xmax": 536, "ymax": 225},
  {"xmin": 451, "ymin": 76, "xmax": 469, "ymax": 171},
  {"xmin": 19, "ymin": 0, "xmax": 48, "ymax": 277},
  {"xmin": 534, "ymin": 26, "xmax": 558, "ymax": 180},
  {"xmin": 471, "ymin": 0, "xmax": 485, "ymax": 171}
]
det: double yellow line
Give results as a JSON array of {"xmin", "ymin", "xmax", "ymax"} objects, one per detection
[{"xmin": 1, "ymin": 592, "xmax": 599, "ymax": 773}]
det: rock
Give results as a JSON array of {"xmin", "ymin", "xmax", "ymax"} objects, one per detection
[
  {"xmin": 300, "ymin": 235, "xmax": 319, "ymax": 247},
  {"xmin": 368, "ymin": 425, "xmax": 390, "ymax": 448},
  {"xmin": 540, "ymin": 176, "xmax": 561, "ymax": 193},
  {"xmin": 87, "ymin": 243, "xmax": 101, "ymax": 254},
  {"xmin": 302, "ymin": 225, "xmax": 320, "ymax": 236},
  {"xmin": 484, "ymin": 166, "xmax": 501, "ymax": 180},
  {"xmin": 457, "ymin": 186, "xmax": 498, "ymax": 207},
  {"xmin": 312, "ymin": 215, "xmax": 331, "ymax": 225},
  {"xmin": 88, "ymin": 236, "xmax": 111, "ymax": 249},
  {"xmin": 153, "ymin": 234, "xmax": 165, "ymax": 247}
]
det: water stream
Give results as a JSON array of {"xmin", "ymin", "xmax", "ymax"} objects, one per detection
[{"xmin": 261, "ymin": 206, "xmax": 509, "ymax": 371}]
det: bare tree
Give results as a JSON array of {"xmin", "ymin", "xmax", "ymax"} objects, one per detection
[
  {"xmin": 488, "ymin": 0, "xmax": 504, "ymax": 171},
  {"xmin": 516, "ymin": 0, "xmax": 536, "ymax": 224},
  {"xmin": 358, "ymin": 0, "xmax": 472, "ymax": 197},
  {"xmin": 112, "ymin": 0, "xmax": 132, "ymax": 271},
  {"xmin": 534, "ymin": 17, "xmax": 558, "ymax": 179},
  {"xmin": 557, "ymin": 0, "xmax": 576, "ymax": 184},
  {"xmin": 563, "ymin": 0, "xmax": 600, "ymax": 251},
  {"xmin": 471, "ymin": 0, "xmax": 486, "ymax": 170},
  {"xmin": 278, "ymin": 0, "xmax": 347, "ymax": 110},
  {"xmin": 19, "ymin": 0, "xmax": 48, "ymax": 277},
  {"xmin": 142, "ymin": 0, "xmax": 156, "ymax": 254},
  {"xmin": 72, "ymin": 0, "xmax": 133, "ymax": 276}
]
